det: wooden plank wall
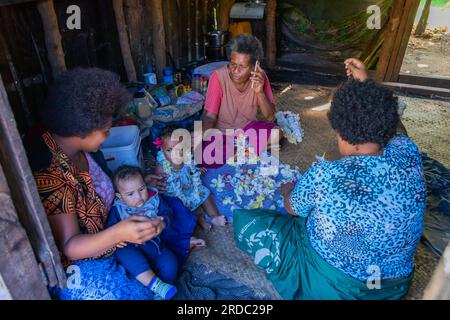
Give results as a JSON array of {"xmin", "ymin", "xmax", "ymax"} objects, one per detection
[
  {"xmin": 0, "ymin": 0, "xmax": 217, "ymax": 135},
  {"xmin": 0, "ymin": 72, "xmax": 66, "ymax": 289},
  {"xmin": 0, "ymin": 144, "xmax": 51, "ymax": 299}
]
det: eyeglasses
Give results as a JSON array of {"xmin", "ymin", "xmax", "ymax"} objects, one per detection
[{"xmin": 228, "ymin": 62, "xmax": 251, "ymax": 72}]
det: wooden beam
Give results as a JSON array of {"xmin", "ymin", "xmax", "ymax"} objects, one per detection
[
  {"xmin": 0, "ymin": 74, "xmax": 65, "ymax": 288},
  {"xmin": 265, "ymin": 0, "xmax": 277, "ymax": 67},
  {"xmin": 163, "ymin": 0, "xmax": 179, "ymax": 66},
  {"xmin": 218, "ymin": 0, "xmax": 235, "ymax": 32},
  {"xmin": 113, "ymin": 0, "xmax": 137, "ymax": 82},
  {"xmin": 398, "ymin": 74, "xmax": 450, "ymax": 90},
  {"xmin": 387, "ymin": 0, "xmax": 419, "ymax": 81},
  {"xmin": 0, "ymin": 157, "xmax": 50, "ymax": 299},
  {"xmin": 376, "ymin": 0, "xmax": 420, "ymax": 82},
  {"xmin": 0, "ymin": 0, "xmax": 36, "ymax": 6},
  {"xmin": 382, "ymin": 81, "xmax": 450, "ymax": 98},
  {"xmin": 124, "ymin": 0, "xmax": 145, "ymax": 79},
  {"xmin": 36, "ymin": 0, "xmax": 66, "ymax": 78},
  {"xmin": 147, "ymin": 0, "xmax": 167, "ymax": 80}
]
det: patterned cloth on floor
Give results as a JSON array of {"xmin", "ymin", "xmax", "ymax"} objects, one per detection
[
  {"xmin": 422, "ymin": 154, "xmax": 450, "ymax": 256},
  {"xmin": 201, "ymin": 163, "xmax": 292, "ymax": 221}
]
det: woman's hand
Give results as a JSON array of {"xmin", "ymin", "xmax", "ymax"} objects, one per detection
[
  {"xmin": 145, "ymin": 173, "xmax": 167, "ymax": 193},
  {"xmin": 116, "ymin": 242, "xmax": 128, "ymax": 248},
  {"xmin": 116, "ymin": 215, "xmax": 161, "ymax": 245},
  {"xmin": 344, "ymin": 58, "xmax": 368, "ymax": 81},
  {"xmin": 250, "ymin": 62, "xmax": 265, "ymax": 94}
]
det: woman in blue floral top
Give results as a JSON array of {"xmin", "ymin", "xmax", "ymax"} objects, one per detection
[{"xmin": 233, "ymin": 59, "xmax": 426, "ymax": 300}]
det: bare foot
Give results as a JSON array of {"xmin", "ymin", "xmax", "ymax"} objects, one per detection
[
  {"xmin": 211, "ymin": 216, "xmax": 227, "ymax": 227},
  {"xmin": 190, "ymin": 237, "xmax": 206, "ymax": 250}
]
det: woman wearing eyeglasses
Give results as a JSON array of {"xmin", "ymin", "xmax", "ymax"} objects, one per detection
[{"xmin": 200, "ymin": 34, "xmax": 277, "ymax": 168}]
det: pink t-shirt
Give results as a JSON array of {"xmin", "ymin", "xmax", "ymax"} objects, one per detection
[
  {"xmin": 86, "ymin": 153, "xmax": 115, "ymax": 211},
  {"xmin": 204, "ymin": 70, "xmax": 275, "ymax": 115}
]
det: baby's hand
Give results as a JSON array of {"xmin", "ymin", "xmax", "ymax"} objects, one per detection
[{"xmin": 149, "ymin": 216, "xmax": 165, "ymax": 235}]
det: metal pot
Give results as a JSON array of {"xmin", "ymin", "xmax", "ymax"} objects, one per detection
[{"xmin": 206, "ymin": 31, "xmax": 230, "ymax": 48}]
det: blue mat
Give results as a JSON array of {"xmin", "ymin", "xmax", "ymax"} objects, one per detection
[
  {"xmin": 422, "ymin": 154, "xmax": 450, "ymax": 256},
  {"xmin": 175, "ymin": 263, "xmax": 270, "ymax": 300}
]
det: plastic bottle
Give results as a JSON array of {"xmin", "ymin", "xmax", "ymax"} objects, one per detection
[
  {"xmin": 134, "ymin": 92, "xmax": 152, "ymax": 119},
  {"xmin": 192, "ymin": 74, "xmax": 202, "ymax": 93},
  {"xmin": 144, "ymin": 65, "xmax": 157, "ymax": 85},
  {"xmin": 201, "ymin": 76, "xmax": 208, "ymax": 96},
  {"xmin": 163, "ymin": 67, "xmax": 174, "ymax": 84}
]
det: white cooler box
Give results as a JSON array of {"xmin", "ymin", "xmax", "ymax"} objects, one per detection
[{"xmin": 100, "ymin": 125, "xmax": 144, "ymax": 173}]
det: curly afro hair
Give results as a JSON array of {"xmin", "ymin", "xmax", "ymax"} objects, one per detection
[
  {"xmin": 41, "ymin": 68, "xmax": 130, "ymax": 138},
  {"xmin": 327, "ymin": 79, "xmax": 399, "ymax": 146}
]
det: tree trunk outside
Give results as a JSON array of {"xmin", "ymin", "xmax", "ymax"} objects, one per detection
[{"xmin": 415, "ymin": 0, "xmax": 431, "ymax": 36}]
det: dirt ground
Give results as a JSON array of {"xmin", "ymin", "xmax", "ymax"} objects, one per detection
[{"xmin": 401, "ymin": 27, "xmax": 450, "ymax": 77}]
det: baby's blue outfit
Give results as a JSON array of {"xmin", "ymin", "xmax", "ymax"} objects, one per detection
[
  {"xmin": 107, "ymin": 190, "xmax": 178, "ymax": 283},
  {"xmin": 157, "ymin": 150, "xmax": 210, "ymax": 211}
]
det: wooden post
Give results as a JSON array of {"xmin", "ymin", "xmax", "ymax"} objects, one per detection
[
  {"xmin": 147, "ymin": 0, "xmax": 167, "ymax": 80},
  {"xmin": 113, "ymin": 0, "xmax": 137, "ymax": 82},
  {"xmin": 218, "ymin": 0, "xmax": 235, "ymax": 32},
  {"xmin": 0, "ymin": 75, "xmax": 54, "ymax": 299},
  {"xmin": 36, "ymin": 0, "xmax": 66, "ymax": 77},
  {"xmin": 415, "ymin": 0, "xmax": 431, "ymax": 36},
  {"xmin": 265, "ymin": 0, "xmax": 277, "ymax": 67},
  {"xmin": 375, "ymin": 0, "xmax": 420, "ymax": 82},
  {"xmin": 0, "ymin": 74, "xmax": 65, "ymax": 289},
  {"xmin": 0, "ymin": 162, "xmax": 50, "ymax": 299},
  {"xmin": 163, "ymin": 0, "xmax": 178, "ymax": 67}
]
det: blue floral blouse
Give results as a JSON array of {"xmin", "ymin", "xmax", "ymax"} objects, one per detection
[{"xmin": 290, "ymin": 135, "xmax": 426, "ymax": 281}]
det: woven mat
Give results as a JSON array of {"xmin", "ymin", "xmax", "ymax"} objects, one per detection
[{"xmin": 187, "ymin": 225, "xmax": 282, "ymax": 300}]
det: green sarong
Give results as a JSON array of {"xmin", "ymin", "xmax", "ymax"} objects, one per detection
[{"xmin": 233, "ymin": 209, "xmax": 412, "ymax": 300}]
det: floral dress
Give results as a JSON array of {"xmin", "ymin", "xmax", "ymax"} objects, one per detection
[{"xmin": 157, "ymin": 150, "xmax": 210, "ymax": 211}]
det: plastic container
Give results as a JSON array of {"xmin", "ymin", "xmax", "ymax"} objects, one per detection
[
  {"xmin": 133, "ymin": 92, "xmax": 152, "ymax": 119},
  {"xmin": 192, "ymin": 74, "xmax": 202, "ymax": 93},
  {"xmin": 152, "ymin": 87, "xmax": 171, "ymax": 107},
  {"xmin": 144, "ymin": 65, "xmax": 157, "ymax": 85},
  {"xmin": 100, "ymin": 125, "xmax": 143, "ymax": 172},
  {"xmin": 201, "ymin": 76, "xmax": 208, "ymax": 96},
  {"xmin": 163, "ymin": 67, "xmax": 174, "ymax": 84}
]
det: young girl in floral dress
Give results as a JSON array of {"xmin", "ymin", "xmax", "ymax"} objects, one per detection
[{"xmin": 154, "ymin": 126, "xmax": 227, "ymax": 230}]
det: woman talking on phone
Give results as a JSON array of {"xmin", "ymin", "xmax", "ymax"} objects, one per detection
[{"xmin": 200, "ymin": 34, "xmax": 278, "ymax": 168}]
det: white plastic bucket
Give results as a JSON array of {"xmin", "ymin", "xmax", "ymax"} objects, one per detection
[{"xmin": 100, "ymin": 125, "xmax": 143, "ymax": 173}]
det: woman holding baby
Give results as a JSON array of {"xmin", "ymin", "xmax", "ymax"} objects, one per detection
[{"xmin": 29, "ymin": 68, "xmax": 197, "ymax": 300}]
